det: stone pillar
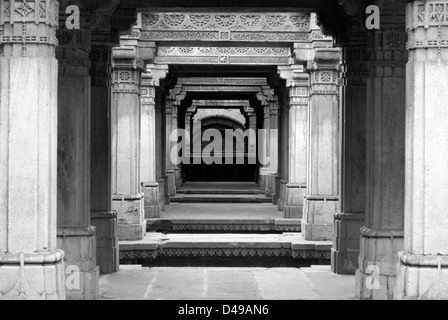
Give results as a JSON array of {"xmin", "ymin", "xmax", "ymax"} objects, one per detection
[
  {"xmin": 257, "ymin": 92, "xmax": 270, "ymax": 190},
  {"xmin": 302, "ymin": 50, "xmax": 340, "ymax": 241},
  {"xmin": 284, "ymin": 71, "xmax": 309, "ymax": 219},
  {"xmin": 111, "ymin": 45, "xmax": 146, "ymax": 241},
  {"xmin": 89, "ymin": 42, "xmax": 119, "ymax": 275},
  {"xmin": 268, "ymin": 97, "xmax": 279, "ymax": 200},
  {"xmin": 0, "ymin": 0, "xmax": 64, "ymax": 300},
  {"xmin": 395, "ymin": 0, "xmax": 448, "ymax": 300},
  {"xmin": 166, "ymin": 87, "xmax": 186, "ymax": 196},
  {"xmin": 184, "ymin": 106, "xmax": 197, "ymax": 159},
  {"xmin": 165, "ymin": 101, "xmax": 176, "ymax": 197},
  {"xmin": 141, "ymin": 73, "xmax": 159, "ymax": 218},
  {"xmin": 277, "ymin": 86, "xmax": 290, "ymax": 212},
  {"xmin": 140, "ymin": 64, "xmax": 168, "ymax": 218},
  {"xmin": 155, "ymin": 88, "xmax": 166, "ymax": 211},
  {"xmin": 332, "ymin": 32, "xmax": 367, "ymax": 275},
  {"xmin": 355, "ymin": 0, "xmax": 406, "ymax": 300},
  {"xmin": 56, "ymin": 23, "xmax": 100, "ymax": 299}
]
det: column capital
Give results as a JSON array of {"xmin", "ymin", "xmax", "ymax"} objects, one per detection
[
  {"xmin": 0, "ymin": 0, "xmax": 59, "ymax": 57},
  {"xmin": 366, "ymin": 0, "xmax": 407, "ymax": 75},
  {"xmin": 406, "ymin": 0, "xmax": 448, "ymax": 60},
  {"xmin": 56, "ymin": 27, "xmax": 91, "ymax": 76},
  {"xmin": 306, "ymin": 48, "xmax": 341, "ymax": 72},
  {"xmin": 143, "ymin": 64, "xmax": 169, "ymax": 87},
  {"xmin": 278, "ymin": 65, "xmax": 308, "ymax": 87}
]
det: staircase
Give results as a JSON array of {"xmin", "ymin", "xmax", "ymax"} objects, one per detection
[
  {"xmin": 119, "ymin": 182, "xmax": 331, "ymax": 267},
  {"xmin": 170, "ymin": 182, "xmax": 272, "ymax": 203}
]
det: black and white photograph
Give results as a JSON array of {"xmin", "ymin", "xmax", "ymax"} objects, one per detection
[{"xmin": 0, "ymin": 0, "xmax": 446, "ymax": 305}]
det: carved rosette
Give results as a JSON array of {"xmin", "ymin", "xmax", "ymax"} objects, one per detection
[
  {"xmin": 0, "ymin": 0, "xmax": 59, "ymax": 57},
  {"xmin": 307, "ymin": 49, "xmax": 341, "ymax": 96},
  {"xmin": 56, "ymin": 28, "xmax": 91, "ymax": 76},
  {"xmin": 367, "ymin": 1, "xmax": 407, "ymax": 77}
]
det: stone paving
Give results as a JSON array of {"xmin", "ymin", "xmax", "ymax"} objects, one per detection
[{"xmin": 99, "ymin": 265, "xmax": 355, "ymax": 300}]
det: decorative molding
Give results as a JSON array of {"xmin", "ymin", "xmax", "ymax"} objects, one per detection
[
  {"xmin": 156, "ymin": 46, "xmax": 292, "ymax": 65},
  {"xmin": 120, "ymin": 247, "xmax": 330, "ymax": 260},
  {"xmin": 182, "ymin": 85, "xmax": 263, "ymax": 92},
  {"xmin": 407, "ymin": 1, "xmax": 448, "ymax": 53},
  {"xmin": 0, "ymin": 0, "xmax": 59, "ymax": 56},
  {"xmin": 177, "ymin": 77, "xmax": 267, "ymax": 86},
  {"xmin": 191, "ymin": 100, "xmax": 250, "ymax": 108},
  {"xmin": 139, "ymin": 12, "xmax": 311, "ymax": 43}
]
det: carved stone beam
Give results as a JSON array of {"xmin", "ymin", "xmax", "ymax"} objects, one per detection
[{"xmin": 145, "ymin": 64, "xmax": 169, "ymax": 87}]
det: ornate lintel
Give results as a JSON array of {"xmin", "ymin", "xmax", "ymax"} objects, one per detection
[
  {"xmin": 139, "ymin": 11, "xmax": 311, "ymax": 43},
  {"xmin": 177, "ymin": 77, "xmax": 267, "ymax": 86},
  {"xmin": 191, "ymin": 100, "xmax": 250, "ymax": 108}
]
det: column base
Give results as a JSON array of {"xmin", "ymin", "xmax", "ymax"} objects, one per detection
[
  {"xmin": 331, "ymin": 212, "xmax": 364, "ymax": 275},
  {"xmin": 264, "ymin": 174, "xmax": 275, "ymax": 197},
  {"xmin": 395, "ymin": 252, "xmax": 448, "ymax": 300},
  {"xmin": 142, "ymin": 182, "xmax": 160, "ymax": 218},
  {"xmin": 112, "ymin": 194, "xmax": 146, "ymax": 241},
  {"xmin": 57, "ymin": 227, "xmax": 99, "ymax": 300},
  {"xmin": 174, "ymin": 166, "xmax": 183, "ymax": 189},
  {"xmin": 277, "ymin": 180, "xmax": 288, "ymax": 211},
  {"xmin": 157, "ymin": 179, "xmax": 165, "ymax": 212},
  {"xmin": 91, "ymin": 211, "xmax": 119, "ymax": 274},
  {"xmin": 163, "ymin": 175, "xmax": 170, "ymax": 205},
  {"xmin": 272, "ymin": 175, "xmax": 281, "ymax": 205},
  {"xmin": 355, "ymin": 228, "xmax": 404, "ymax": 300},
  {"xmin": 0, "ymin": 250, "xmax": 65, "ymax": 300},
  {"xmin": 167, "ymin": 170, "xmax": 176, "ymax": 197},
  {"xmin": 284, "ymin": 183, "xmax": 306, "ymax": 218},
  {"xmin": 302, "ymin": 196, "xmax": 338, "ymax": 241}
]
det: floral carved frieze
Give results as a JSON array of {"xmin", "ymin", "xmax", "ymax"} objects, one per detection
[
  {"xmin": 139, "ymin": 11, "xmax": 311, "ymax": 42},
  {"xmin": 156, "ymin": 46, "xmax": 292, "ymax": 65}
]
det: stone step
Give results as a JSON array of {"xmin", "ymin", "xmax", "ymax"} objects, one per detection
[
  {"xmin": 147, "ymin": 218, "xmax": 301, "ymax": 233},
  {"xmin": 119, "ymin": 233, "xmax": 332, "ymax": 267},
  {"xmin": 177, "ymin": 189, "xmax": 266, "ymax": 195},
  {"xmin": 170, "ymin": 194, "xmax": 272, "ymax": 203}
]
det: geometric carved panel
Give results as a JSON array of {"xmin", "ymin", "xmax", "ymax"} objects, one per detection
[{"xmin": 156, "ymin": 46, "xmax": 292, "ymax": 65}]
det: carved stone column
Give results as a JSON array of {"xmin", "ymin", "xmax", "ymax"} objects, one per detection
[
  {"xmin": 268, "ymin": 96, "xmax": 279, "ymax": 200},
  {"xmin": 165, "ymin": 100, "xmax": 176, "ymax": 198},
  {"xmin": 111, "ymin": 44, "xmax": 146, "ymax": 241},
  {"xmin": 276, "ymin": 86, "xmax": 290, "ymax": 212},
  {"xmin": 56, "ymin": 22, "xmax": 100, "ymax": 299},
  {"xmin": 140, "ymin": 64, "xmax": 168, "ymax": 219},
  {"xmin": 278, "ymin": 66, "xmax": 309, "ymax": 219},
  {"xmin": 303, "ymin": 49, "xmax": 341, "ymax": 241},
  {"xmin": 155, "ymin": 88, "xmax": 165, "ymax": 211},
  {"xmin": 355, "ymin": 0, "xmax": 406, "ymax": 300},
  {"xmin": 332, "ymin": 30, "xmax": 367, "ymax": 275},
  {"xmin": 395, "ymin": 0, "xmax": 448, "ymax": 300},
  {"xmin": 166, "ymin": 86, "xmax": 186, "ymax": 197},
  {"xmin": 184, "ymin": 105, "xmax": 197, "ymax": 158},
  {"xmin": 90, "ymin": 41, "xmax": 118, "ymax": 275},
  {"xmin": 257, "ymin": 91, "xmax": 270, "ymax": 191},
  {"xmin": 0, "ymin": 0, "xmax": 64, "ymax": 300}
]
